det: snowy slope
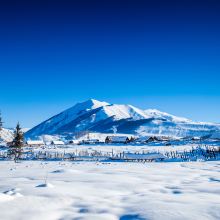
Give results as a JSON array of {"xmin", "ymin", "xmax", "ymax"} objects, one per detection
[
  {"xmin": 0, "ymin": 128, "xmax": 14, "ymax": 142},
  {"xmin": 25, "ymin": 99, "xmax": 150, "ymax": 138},
  {"xmin": 94, "ymin": 104, "xmax": 148, "ymax": 120},
  {"xmin": 144, "ymin": 109, "xmax": 191, "ymax": 123},
  {"xmin": 25, "ymin": 99, "xmax": 220, "ymax": 139},
  {"xmin": 26, "ymin": 99, "xmax": 109, "ymax": 137}
]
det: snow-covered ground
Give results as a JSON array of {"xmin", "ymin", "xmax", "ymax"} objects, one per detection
[
  {"xmin": 28, "ymin": 143, "xmax": 220, "ymax": 155},
  {"xmin": 0, "ymin": 161, "xmax": 220, "ymax": 220}
]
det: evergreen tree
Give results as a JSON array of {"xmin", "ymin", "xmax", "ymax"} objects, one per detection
[{"xmin": 8, "ymin": 122, "xmax": 24, "ymax": 162}]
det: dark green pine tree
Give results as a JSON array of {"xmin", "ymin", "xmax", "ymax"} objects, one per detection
[
  {"xmin": 13, "ymin": 123, "xmax": 24, "ymax": 147},
  {"xmin": 8, "ymin": 122, "xmax": 24, "ymax": 162}
]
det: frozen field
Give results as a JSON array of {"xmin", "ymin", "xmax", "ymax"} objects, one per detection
[{"xmin": 0, "ymin": 161, "xmax": 220, "ymax": 220}]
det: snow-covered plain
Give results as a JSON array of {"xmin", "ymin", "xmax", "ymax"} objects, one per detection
[{"xmin": 0, "ymin": 160, "xmax": 220, "ymax": 220}]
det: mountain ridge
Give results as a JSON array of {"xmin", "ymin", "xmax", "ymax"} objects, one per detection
[
  {"xmin": 0, "ymin": 128, "xmax": 14, "ymax": 142},
  {"xmin": 25, "ymin": 99, "xmax": 220, "ymax": 139}
]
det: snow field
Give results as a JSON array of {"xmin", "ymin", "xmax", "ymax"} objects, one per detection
[{"xmin": 0, "ymin": 161, "xmax": 220, "ymax": 220}]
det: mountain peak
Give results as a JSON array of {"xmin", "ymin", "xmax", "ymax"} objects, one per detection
[
  {"xmin": 85, "ymin": 98, "xmax": 109, "ymax": 106},
  {"xmin": 77, "ymin": 99, "xmax": 109, "ymax": 110}
]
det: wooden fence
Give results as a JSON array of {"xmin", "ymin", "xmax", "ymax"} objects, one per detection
[{"xmin": 0, "ymin": 145, "xmax": 219, "ymax": 162}]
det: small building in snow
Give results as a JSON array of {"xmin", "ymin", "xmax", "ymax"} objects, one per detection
[
  {"xmin": 105, "ymin": 136, "xmax": 130, "ymax": 144},
  {"xmin": 147, "ymin": 136, "xmax": 164, "ymax": 142},
  {"xmin": 26, "ymin": 140, "xmax": 44, "ymax": 147},
  {"xmin": 132, "ymin": 136, "xmax": 149, "ymax": 144},
  {"xmin": 69, "ymin": 140, "xmax": 80, "ymax": 145},
  {"xmin": 81, "ymin": 139, "xmax": 100, "ymax": 144},
  {"xmin": 51, "ymin": 140, "xmax": 65, "ymax": 145},
  {"xmin": 191, "ymin": 136, "xmax": 201, "ymax": 141},
  {"xmin": 133, "ymin": 136, "xmax": 160, "ymax": 144}
]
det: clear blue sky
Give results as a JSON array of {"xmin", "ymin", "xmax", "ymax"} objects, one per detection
[{"xmin": 0, "ymin": 0, "xmax": 220, "ymax": 128}]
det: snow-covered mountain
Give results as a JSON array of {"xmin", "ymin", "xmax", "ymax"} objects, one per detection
[
  {"xmin": 0, "ymin": 128, "xmax": 14, "ymax": 142},
  {"xmin": 25, "ymin": 99, "xmax": 220, "ymax": 139}
]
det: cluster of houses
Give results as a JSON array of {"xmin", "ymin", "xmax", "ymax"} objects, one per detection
[
  {"xmin": 20, "ymin": 132, "xmax": 220, "ymax": 148},
  {"xmin": 25, "ymin": 136, "xmax": 131, "ymax": 147},
  {"xmin": 24, "ymin": 134, "xmax": 176, "ymax": 147},
  {"xmin": 25, "ymin": 140, "xmax": 65, "ymax": 147},
  {"xmin": 77, "ymin": 134, "xmax": 180, "ymax": 145},
  {"xmin": 80, "ymin": 136, "xmax": 130, "ymax": 145}
]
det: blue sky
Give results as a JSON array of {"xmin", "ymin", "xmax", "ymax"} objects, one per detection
[{"xmin": 0, "ymin": 0, "xmax": 220, "ymax": 128}]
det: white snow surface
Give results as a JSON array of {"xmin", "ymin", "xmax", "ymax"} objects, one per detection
[
  {"xmin": 144, "ymin": 109, "xmax": 191, "ymax": 123},
  {"xmin": 0, "ymin": 160, "xmax": 220, "ymax": 220},
  {"xmin": 97, "ymin": 104, "xmax": 148, "ymax": 121}
]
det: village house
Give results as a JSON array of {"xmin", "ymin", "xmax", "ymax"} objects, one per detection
[
  {"xmin": 77, "ymin": 132, "xmax": 106, "ymax": 143},
  {"xmin": 191, "ymin": 137, "xmax": 201, "ymax": 141},
  {"xmin": 132, "ymin": 136, "xmax": 159, "ymax": 144},
  {"xmin": 81, "ymin": 139, "xmax": 100, "ymax": 144},
  {"xmin": 68, "ymin": 140, "xmax": 80, "ymax": 145},
  {"xmin": 26, "ymin": 140, "xmax": 45, "ymax": 147},
  {"xmin": 131, "ymin": 136, "xmax": 148, "ymax": 144},
  {"xmin": 51, "ymin": 140, "xmax": 65, "ymax": 145},
  {"xmin": 105, "ymin": 136, "xmax": 130, "ymax": 144}
]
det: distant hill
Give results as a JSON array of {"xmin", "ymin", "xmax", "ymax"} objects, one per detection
[{"xmin": 25, "ymin": 99, "xmax": 220, "ymax": 139}]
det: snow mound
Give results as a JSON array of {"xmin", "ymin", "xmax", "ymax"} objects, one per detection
[
  {"xmin": 36, "ymin": 183, "xmax": 54, "ymax": 188},
  {"xmin": 51, "ymin": 169, "xmax": 66, "ymax": 173},
  {"xmin": 0, "ymin": 194, "xmax": 14, "ymax": 202}
]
